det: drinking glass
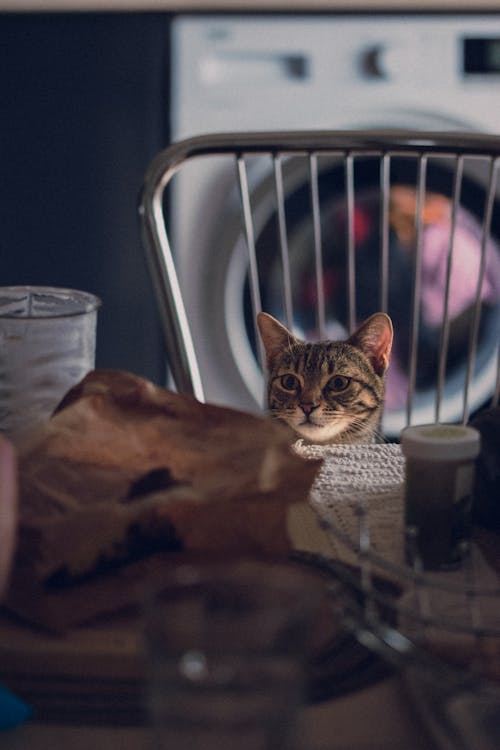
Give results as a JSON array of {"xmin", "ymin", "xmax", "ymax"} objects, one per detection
[
  {"xmin": 144, "ymin": 563, "xmax": 319, "ymax": 750},
  {"xmin": 0, "ymin": 285, "xmax": 100, "ymax": 436}
]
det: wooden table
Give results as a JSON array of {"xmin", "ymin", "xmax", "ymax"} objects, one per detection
[
  {"xmin": 0, "ymin": 583, "xmax": 432, "ymax": 750},
  {"xmin": 1, "ymin": 676, "xmax": 431, "ymax": 750}
]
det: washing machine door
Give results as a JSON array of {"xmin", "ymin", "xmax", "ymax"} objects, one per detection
[{"xmin": 200, "ymin": 140, "xmax": 500, "ymax": 437}]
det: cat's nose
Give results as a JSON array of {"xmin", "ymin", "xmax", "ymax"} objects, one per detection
[{"xmin": 300, "ymin": 402, "xmax": 319, "ymax": 415}]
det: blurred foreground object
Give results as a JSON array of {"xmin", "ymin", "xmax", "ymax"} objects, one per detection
[
  {"xmin": 10, "ymin": 370, "xmax": 321, "ymax": 590},
  {"xmin": 0, "ymin": 437, "xmax": 17, "ymax": 601},
  {"xmin": 144, "ymin": 562, "xmax": 321, "ymax": 750},
  {"xmin": 470, "ymin": 407, "xmax": 500, "ymax": 530}
]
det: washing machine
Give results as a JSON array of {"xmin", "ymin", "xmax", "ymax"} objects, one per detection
[{"xmin": 169, "ymin": 14, "xmax": 500, "ymax": 432}]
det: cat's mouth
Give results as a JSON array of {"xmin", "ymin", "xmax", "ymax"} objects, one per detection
[
  {"xmin": 299, "ymin": 415, "xmax": 320, "ymax": 427},
  {"xmin": 297, "ymin": 416, "xmax": 323, "ymax": 431},
  {"xmin": 294, "ymin": 416, "xmax": 351, "ymax": 443}
]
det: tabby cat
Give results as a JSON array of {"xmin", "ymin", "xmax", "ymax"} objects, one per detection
[{"xmin": 257, "ymin": 311, "xmax": 393, "ymax": 445}]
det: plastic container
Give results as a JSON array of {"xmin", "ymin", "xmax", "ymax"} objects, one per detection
[
  {"xmin": 401, "ymin": 423, "xmax": 481, "ymax": 570},
  {"xmin": 0, "ymin": 286, "xmax": 100, "ymax": 437}
]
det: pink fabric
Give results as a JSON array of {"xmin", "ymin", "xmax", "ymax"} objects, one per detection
[
  {"xmin": 419, "ymin": 206, "xmax": 500, "ymax": 327},
  {"xmin": 385, "ymin": 206, "xmax": 500, "ymax": 410}
]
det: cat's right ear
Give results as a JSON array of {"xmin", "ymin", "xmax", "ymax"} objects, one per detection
[{"xmin": 257, "ymin": 312, "xmax": 296, "ymax": 368}]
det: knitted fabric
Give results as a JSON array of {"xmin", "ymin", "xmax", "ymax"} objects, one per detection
[{"xmin": 294, "ymin": 440, "xmax": 406, "ymax": 568}]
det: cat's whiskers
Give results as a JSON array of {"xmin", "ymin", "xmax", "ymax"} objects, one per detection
[{"xmin": 370, "ymin": 423, "xmax": 390, "ymax": 444}]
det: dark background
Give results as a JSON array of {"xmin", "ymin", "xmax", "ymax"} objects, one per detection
[{"xmin": 0, "ymin": 12, "xmax": 171, "ymax": 384}]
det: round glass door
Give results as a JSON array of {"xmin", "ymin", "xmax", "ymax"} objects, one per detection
[{"xmin": 220, "ymin": 152, "xmax": 500, "ymax": 436}]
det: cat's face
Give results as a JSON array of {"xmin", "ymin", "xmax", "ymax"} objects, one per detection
[{"xmin": 257, "ymin": 312, "xmax": 393, "ymax": 445}]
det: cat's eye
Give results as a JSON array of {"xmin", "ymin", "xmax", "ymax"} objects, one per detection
[
  {"xmin": 280, "ymin": 374, "xmax": 300, "ymax": 391},
  {"xmin": 327, "ymin": 375, "xmax": 350, "ymax": 392}
]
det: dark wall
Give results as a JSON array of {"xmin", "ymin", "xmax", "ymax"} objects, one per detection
[{"xmin": 0, "ymin": 12, "xmax": 170, "ymax": 383}]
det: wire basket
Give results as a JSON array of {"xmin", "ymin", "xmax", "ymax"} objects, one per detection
[{"xmin": 293, "ymin": 440, "xmax": 500, "ymax": 750}]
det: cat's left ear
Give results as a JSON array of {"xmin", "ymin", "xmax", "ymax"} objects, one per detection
[
  {"xmin": 257, "ymin": 312, "xmax": 298, "ymax": 368},
  {"xmin": 348, "ymin": 313, "xmax": 393, "ymax": 377}
]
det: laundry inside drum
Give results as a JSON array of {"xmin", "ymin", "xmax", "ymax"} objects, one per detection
[{"xmin": 240, "ymin": 155, "xmax": 500, "ymax": 436}]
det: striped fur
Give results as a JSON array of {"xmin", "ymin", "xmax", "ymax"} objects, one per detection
[{"xmin": 257, "ymin": 312, "xmax": 393, "ymax": 445}]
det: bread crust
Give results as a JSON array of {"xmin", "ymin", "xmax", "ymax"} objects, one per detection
[{"xmin": 14, "ymin": 370, "xmax": 322, "ymax": 583}]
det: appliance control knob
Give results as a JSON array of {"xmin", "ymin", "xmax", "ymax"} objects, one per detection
[{"xmin": 360, "ymin": 43, "xmax": 414, "ymax": 81}]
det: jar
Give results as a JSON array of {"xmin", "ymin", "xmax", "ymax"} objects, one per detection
[{"xmin": 401, "ymin": 423, "xmax": 481, "ymax": 570}]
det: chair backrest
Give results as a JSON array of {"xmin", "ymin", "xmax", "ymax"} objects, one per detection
[{"xmin": 139, "ymin": 130, "xmax": 500, "ymax": 438}]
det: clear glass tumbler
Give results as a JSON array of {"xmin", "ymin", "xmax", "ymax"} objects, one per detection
[
  {"xmin": 144, "ymin": 563, "xmax": 320, "ymax": 750},
  {"xmin": 0, "ymin": 285, "xmax": 100, "ymax": 436}
]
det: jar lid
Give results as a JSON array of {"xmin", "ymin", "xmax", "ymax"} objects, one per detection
[{"xmin": 401, "ymin": 423, "xmax": 481, "ymax": 461}]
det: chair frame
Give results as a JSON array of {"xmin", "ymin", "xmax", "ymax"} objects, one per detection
[{"xmin": 139, "ymin": 129, "xmax": 500, "ymax": 430}]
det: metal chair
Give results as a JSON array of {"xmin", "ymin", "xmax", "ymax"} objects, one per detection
[
  {"xmin": 139, "ymin": 131, "xmax": 500, "ymax": 748},
  {"xmin": 139, "ymin": 130, "xmax": 500, "ymax": 437}
]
